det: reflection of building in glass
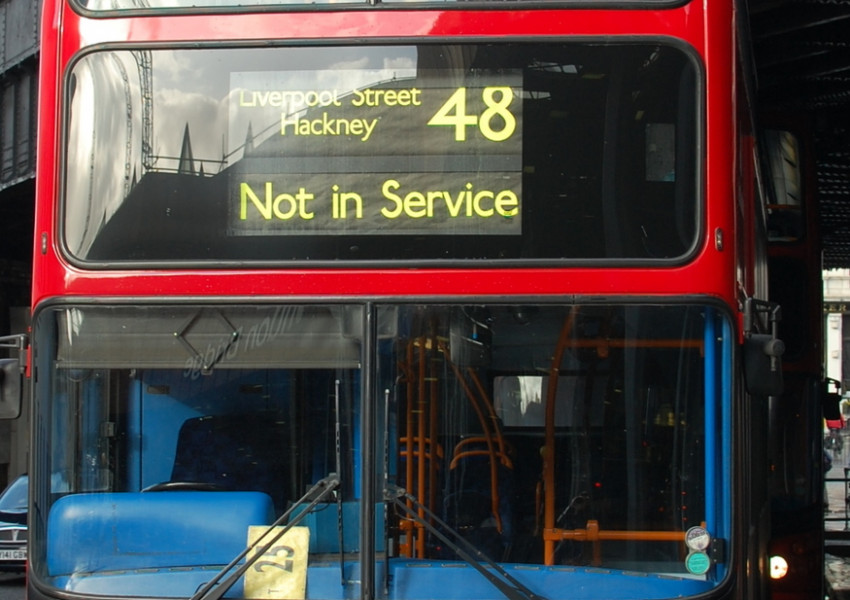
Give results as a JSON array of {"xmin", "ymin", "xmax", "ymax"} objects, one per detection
[{"xmin": 67, "ymin": 43, "xmax": 697, "ymax": 265}]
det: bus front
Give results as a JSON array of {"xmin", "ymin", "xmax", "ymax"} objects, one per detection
[{"xmin": 26, "ymin": 2, "xmax": 769, "ymax": 600}]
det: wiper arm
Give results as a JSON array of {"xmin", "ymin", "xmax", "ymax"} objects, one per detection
[
  {"xmin": 190, "ymin": 473, "xmax": 340, "ymax": 600},
  {"xmin": 383, "ymin": 484, "xmax": 548, "ymax": 600}
]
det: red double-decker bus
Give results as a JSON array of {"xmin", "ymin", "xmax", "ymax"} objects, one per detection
[{"xmin": 0, "ymin": 0, "xmax": 805, "ymax": 598}]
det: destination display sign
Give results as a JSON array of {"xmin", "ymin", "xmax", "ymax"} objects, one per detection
[
  {"xmin": 227, "ymin": 70, "xmax": 523, "ymax": 237},
  {"xmin": 67, "ymin": 43, "xmax": 697, "ymax": 263}
]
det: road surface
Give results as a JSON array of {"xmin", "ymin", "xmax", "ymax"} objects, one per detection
[{"xmin": 0, "ymin": 573, "xmax": 24, "ymax": 600}]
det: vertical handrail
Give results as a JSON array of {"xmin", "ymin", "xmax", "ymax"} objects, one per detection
[
  {"xmin": 416, "ymin": 340, "xmax": 427, "ymax": 558},
  {"xmin": 704, "ymin": 310, "xmax": 717, "ymax": 535},
  {"xmin": 440, "ymin": 341, "xmax": 503, "ymax": 533},
  {"xmin": 429, "ymin": 354, "xmax": 440, "ymax": 515},
  {"xmin": 397, "ymin": 337, "xmax": 445, "ymax": 557},
  {"xmin": 400, "ymin": 340, "xmax": 415, "ymax": 557},
  {"xmin": 543, "ymin": 308, "xmax": 578, "ymax": 565},
  {"xmin": 468, "ymin": 369, "xmax": 513, "ymax": 468}
]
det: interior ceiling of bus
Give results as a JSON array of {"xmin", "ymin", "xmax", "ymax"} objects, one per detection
[{"xmin": 748, "ymin": 0, "xmax": 850, "ymax": 269}]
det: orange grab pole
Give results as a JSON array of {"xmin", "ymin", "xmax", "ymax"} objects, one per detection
[
  {"xmin": 439, "ymin": 341, "xmax": 503, "ymax": 533},
  {"xmin": 544, "ymin": 308, "xmax": 578, "ymax": 565},
  {"xmin": 415, "ymin": 341, "xmax": 427, "ymax": 558},
  {"xmin": 467, "ymin": 368, "xmax": 513, "ymax": 469},
  {"xmin": 543, "ymin": 520, "xmax": 690, "ymax": 567}
]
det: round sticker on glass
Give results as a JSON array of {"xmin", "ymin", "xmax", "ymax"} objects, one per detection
[
  {"xmin": 685, "ymin": 526, "xmax": 711, "ymax": 552},
  {"xmin": 685, "ymin": 551, "xmax": 711, "ymax": 575}
]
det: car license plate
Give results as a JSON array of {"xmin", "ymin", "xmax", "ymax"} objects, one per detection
[{"xmin": 0, "ymin": 549, "xmax": 25, "ymax": 560}]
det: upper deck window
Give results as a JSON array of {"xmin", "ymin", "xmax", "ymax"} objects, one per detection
[{"xmin": 63, "ymin": 43, "xmax": 700, "ymax": 266}]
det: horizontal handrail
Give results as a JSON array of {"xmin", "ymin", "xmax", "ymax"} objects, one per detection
[
  {"xmin": 543, "ymin": 520, "xmax": 689, "ymax": 567},
  {"xmin": 563, "ymin": 338, "xmax": 704, "ymax": 358},
  {"xmin": 543, "ymin": 521, "xmax": 687, "ymax": 543}
]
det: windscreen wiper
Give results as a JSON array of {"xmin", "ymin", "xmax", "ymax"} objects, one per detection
[
  {"xmin": 189, "ymin": 473, "xmax": 340, "ymax": 600},
  {"xmin": 383, "ymin": 484, "xmax": 548, "ymax": 600}
]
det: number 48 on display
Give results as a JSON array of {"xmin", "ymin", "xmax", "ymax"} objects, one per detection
[{"xmin": 427, "ymin": 86, "xmax": 517, "ymax": 142}]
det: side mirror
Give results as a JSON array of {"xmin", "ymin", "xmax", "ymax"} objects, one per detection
[
  {"xmin": 0, "ymin": 333, "xmax": 27, "ymax": 420},
  {"xmin": 823, "ymin": 378, "xmax": 843, "ymax": 422},
  {"xmin": 0, "ymin": 358, "xmax": 22, "ymax": 419},
  {"xmin": 742, "ymin": 299, "xmax": 784, "ymax": 397},
  {"xmin": 743, "ymin": 333, "xmax": 785, "ymax": 397}
]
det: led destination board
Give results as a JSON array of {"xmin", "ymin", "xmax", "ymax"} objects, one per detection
[
  {"xmin": 65, "ymin": 43, "xmax": 698, "ymax": 263},
  {"xmin": 227, "ymin": 71, "xmax": 523, "ymax": 237}
]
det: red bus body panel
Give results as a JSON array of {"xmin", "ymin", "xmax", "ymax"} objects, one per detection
[{"xmin": 34, "ymin": 2, "xmax": 744, "ymax": 310}]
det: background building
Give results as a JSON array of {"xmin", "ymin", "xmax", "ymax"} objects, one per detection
[
  {"xmin": 825, "ymin": 270, "xmax": 850, "ymax": 393},
  {"xmin": 0, "ymin": 0, "xmax": 37, "ymax": 489}
]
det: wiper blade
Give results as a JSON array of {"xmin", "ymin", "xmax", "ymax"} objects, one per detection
[
  {"xmin": 384, "ymin": 484, "xmax": 548, "ymax": 600},
  {"xmin": 190, "ymin": 473, "xmax": 340, "ymax": 600}
]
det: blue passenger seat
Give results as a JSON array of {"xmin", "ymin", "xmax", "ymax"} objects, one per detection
[{"xmin": 46, "ymin": 491, "xmax": 275, "ymax": 576}]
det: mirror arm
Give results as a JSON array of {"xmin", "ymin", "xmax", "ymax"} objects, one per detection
[
  {"xmin": 743, "ymin": 298, "xmax": 784, "ymax": 372},
  {"xmin": 0, "ymin": 334, "xmax": 28, "ymax": 373}
]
